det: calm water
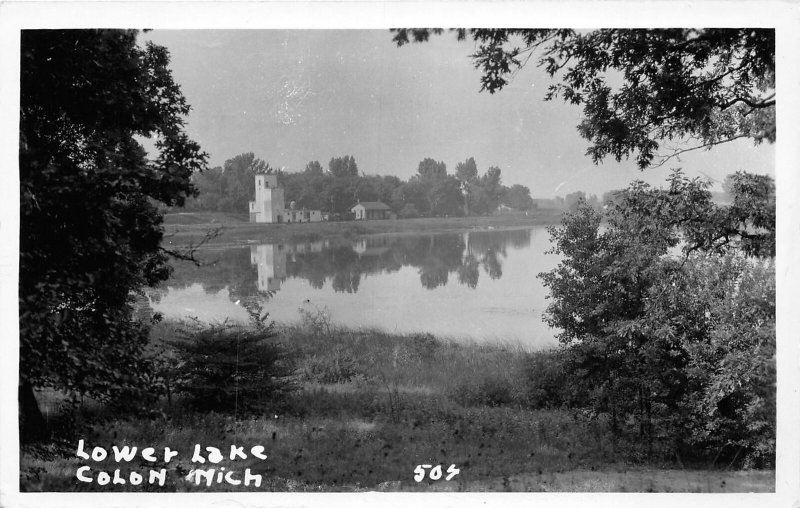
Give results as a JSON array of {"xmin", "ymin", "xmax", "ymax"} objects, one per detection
[{"xmin": 149, "ymin": 226, "xmax": 561, "ymax": 349}]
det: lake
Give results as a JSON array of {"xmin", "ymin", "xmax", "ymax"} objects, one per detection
[{"xmin": 149, "ymin": 226, "xmax": 561, "ymax": 349}]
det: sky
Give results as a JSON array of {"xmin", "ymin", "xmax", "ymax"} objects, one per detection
[{"xmin": 141, "ymin": 29, "xmax": 775, "ymax": 199}]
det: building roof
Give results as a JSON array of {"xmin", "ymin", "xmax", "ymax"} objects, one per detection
[{"xmin": 352, "ymin": 201, "xmax": 391, "ymax": 211}]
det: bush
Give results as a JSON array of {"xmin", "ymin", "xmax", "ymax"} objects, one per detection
[
  {"xmin": 676, "ymin": 254, "xmax": 776, "ymax": 467},
  {"xmin": 522, "ymin": 350, "xmax": 571, "ymax": 409},
  {"xmin": 297, "ymin": 303, "xmax": 332, "ymax": 337},
  {"xmin": 163, "ymin": 321, "xmax": 296, "ymax": 414}
]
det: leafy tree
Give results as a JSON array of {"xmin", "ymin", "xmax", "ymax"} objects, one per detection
[
  {"xmin": 217, "ymin": 153, "xmax": 270, "ymax": 212},
  {"xmin": 322, "ymin": 176, "xmax": 361, "ymax": 215},
  {"xmin": 429, "ymin": 176, "xmax": 465, "ymax": 217},
  {"xmin": 19, "ymin": 30, "xmax": 207, "ymax": 439},
  {"xmin": 409, "ymin": 158, "xmax": 468, "ymax": 216},
  {"xmin": 480, "ymin": 166, "xmax": 503, "ymax": 209},
  {"xmin": 279, "ymin": 167, "xmax": 327, "ymax": 211},
  {"xmin": 463, "ymin": 165, "xmax": 504, "ymax": 215},
  {"xmin": 394, "ymin": 179, "xmax": 430, "ymax": 216},
  {"xmin": 304, "ymin": 160, "xmax": 324, "ymax": 176},
  {"xmin": 354, "ymin": 177, "xmax": 379, "ymax": 203},
  {"xmin": 369, "ymin": 174, "xmax": 403, "ymax": 211},
  {"xmin": 393, "ymin": 29, "xmax": 775, "ymax": 169},
  {"xmin": 455, "ymin": 157, "xmax": 479, "ymax": 184},
  {"xmin": 416, "ymin": 157, "xmax": 448, "ymax": 182},
  {"xmin": 188, "ymin": 165, "xmax": 224, "ymax": 211},
  {"xmin": 721, "ymin": 172, "xmax": 775, "ymax": 257},
  {"xmin": 538, "ymin": 171, "xmax": 775, "ymax": 464},
  {"xmin": 467, "ymin": 184, "xmax": 492, "ymax": 216},
  {"xmin": 455, "ymin": 157, "xmax": 479, "ymax": 214},
  {"xmin": 328, "ymin": 155, "xmax": 359, "ymax": 178},
  {"xmin": 501, "ymin": 184, "xmax": 534, "ymax": 211}
]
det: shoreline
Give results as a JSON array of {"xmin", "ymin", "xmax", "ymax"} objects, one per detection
[{"xmin": 162, "ymin": 211, "xmax": 564, "ymax": 248}]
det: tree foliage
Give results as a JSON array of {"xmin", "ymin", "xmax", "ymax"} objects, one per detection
[
  {"xmin": 185, "ymin": 152, "xmax": 533, "ymax": 219},
  {"xmin": 417, "ymin": 157, "xmax": 448, "ymax": 181},
  {"xmin": 163, "ymin": 318, "xmax": 296, "ymax": 414},
  {"xmin": 19, "ymin": 28, "xmax": 207, "ymax": 426},
  {"xmin": 190, "ymin": 153, "xmax": 270, "ymax": 212},
  {"xmin": 328, "ymin": 155, "xmax": 359, "ymax": 178},
  {"xmin": 538, "ymin": 171, "xmax": 775, "ymax": 465},
  {"xmin": 500, "ymin": 184, "xmax": 535, "ymax": 211},
  {"xmin": 393, "ymin": 28, "xmax": 775, "ymax": 169}
]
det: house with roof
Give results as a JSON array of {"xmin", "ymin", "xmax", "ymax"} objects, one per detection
[{"xmin": 351, "ymin": 201, "xmax": 391, "ymax": 220}]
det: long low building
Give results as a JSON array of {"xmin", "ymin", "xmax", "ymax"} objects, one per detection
[{"xmin": 351, "ymin": 201, "xmax": 391, "ymax": 220}]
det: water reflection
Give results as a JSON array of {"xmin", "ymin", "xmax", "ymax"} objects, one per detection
[
  {"xmin": 153, "ymin": 227, "xmax": 559, "ymax": 347},
  {"xmin": 164, "ymin": 228, "xmax": 532, "ymax": 302}
]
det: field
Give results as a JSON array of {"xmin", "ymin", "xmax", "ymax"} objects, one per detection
[
  {"xmin": 162, "ymin": 211, "xmax": 564, "ymax": 247},
  {"xmin": 20, "ymin": 320, "xmax": 775, "ymax": 493}
]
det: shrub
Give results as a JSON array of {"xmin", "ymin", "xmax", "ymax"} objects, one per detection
[
  {"xmin": 522, "ymin": 350, "xmax": 571, "ymax": 409},
  {"xmin": 297, "ymin": 303, "xmax": 332, "ymax": 337},
  {"xmin": 163, "ymin": 320, "xmax": 296, "ymax": 414},
  {"xmin": 676, "ymin": 255, "xmax": 776, "ymax": 467}
]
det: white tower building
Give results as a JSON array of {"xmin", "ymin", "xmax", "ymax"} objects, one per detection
[{"xmin": 249, "ymin": 173, "xmax": 285, "ymax": 223}]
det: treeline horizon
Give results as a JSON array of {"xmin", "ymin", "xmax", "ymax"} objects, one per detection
[{"xmin": 179, "ymin": 152, "xmax": 544, "ymax": 218}]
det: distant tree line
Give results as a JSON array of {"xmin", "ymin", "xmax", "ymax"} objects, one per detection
[{"xmin": 180, "ymin": 153, "xmax": 535, "ymax": 218}]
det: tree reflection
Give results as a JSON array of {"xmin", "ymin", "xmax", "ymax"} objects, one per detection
[
  {"xmin": 162, "ymin": 228, "xmax": 532, "ymax": 301},
  {"xmin": 457, "ymin": 254, "xmax": 480, "ymax": 289}
]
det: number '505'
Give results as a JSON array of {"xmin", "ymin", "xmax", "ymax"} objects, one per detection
[{"xmin": 413, "ymin": 464, "xmax": 460, "ymax": 482}]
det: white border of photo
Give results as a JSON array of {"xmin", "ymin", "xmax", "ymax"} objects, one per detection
[{"xmin": 0, "ymin": 2, "xmax": 797, "ymax": 507}]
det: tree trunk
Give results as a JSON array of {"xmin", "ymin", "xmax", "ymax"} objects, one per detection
[{"xmin": 19, "ymin": 380, "xmax": 48, "ymax": 443}]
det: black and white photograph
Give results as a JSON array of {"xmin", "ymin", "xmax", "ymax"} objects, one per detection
[{"xmin": 1, "ymin": 1, "xmax": 798, "ymax": 506}]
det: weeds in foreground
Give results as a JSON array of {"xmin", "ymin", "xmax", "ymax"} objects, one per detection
[{"xmin": 21, "ymin": 317, "xmax": 774, "ymax": 492}]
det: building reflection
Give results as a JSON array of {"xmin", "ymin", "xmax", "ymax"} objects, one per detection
[
  {"xmin": 243, "ymin": 228, "xmax": 531, "ymax": 296},
  {"xmin": 249, "ymin": 243, "xmax": 287, "ymax": 292},
  {"xmin": 164, "ymin": 228, "xmax": 534, "ymax": 304},
  {"xmin": 249, "ymin": 240, "xmax": 332, "ymax": 292}
]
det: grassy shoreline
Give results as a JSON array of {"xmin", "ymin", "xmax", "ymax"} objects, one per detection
[
  {"xmin": 162, "ymin": 211, "xmax": 564, "ymax": 248},
  {"xmin": 21, "ymin": 320, "xmax": 775, "ymax": 493}
]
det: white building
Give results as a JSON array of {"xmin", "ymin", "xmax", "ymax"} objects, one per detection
[
  {"xmin": 249, "ymin": 173, "xmax": 323, "ymax": 223},
  {"xmin": 351, "ymin": 201, "xmax": 391, "ymax": 220},
  {"xmin": 249, "ymin": 173, "xmax": 285, "ymax": 223},
  {"xmin": 281, "ymin": 208, "xmax": 323, "ymax": 224}
]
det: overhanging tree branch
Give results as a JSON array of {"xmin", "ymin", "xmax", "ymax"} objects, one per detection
[
  {"xmin": 160, "ymin": 226, "xmax": 223, "ymax": 266},
  {"xmin": 651, "ymin": 134, "xmax": 750, "ymax": 169}
]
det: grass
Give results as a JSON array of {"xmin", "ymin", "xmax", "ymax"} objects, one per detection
[
  {"xmin": 161, "ymin": 211, "xmax": 563, "ymax": 248},
  {"xmin": 20, "ymin": 320, "xmax": 775, "ymax": 493}
]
